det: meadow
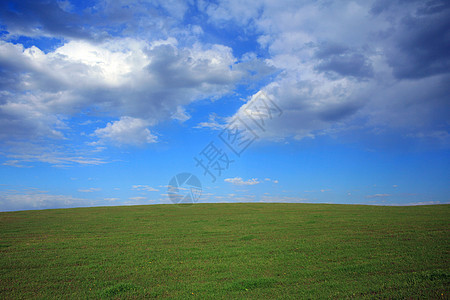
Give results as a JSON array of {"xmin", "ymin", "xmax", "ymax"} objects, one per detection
[{"xmin": 0, "ymin": 203, "xmax": 448, "ymax": 299}]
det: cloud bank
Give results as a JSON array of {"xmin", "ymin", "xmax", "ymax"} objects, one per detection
[{"xmin": 0, "ymin": 0, "xmax": 449, "ymax": 168}]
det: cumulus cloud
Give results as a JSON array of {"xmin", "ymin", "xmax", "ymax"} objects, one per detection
[
  {"xmin": 94, "ymin": 117, "xmax": 157, "ymax": 147},
  {"xmin": 224, "ymin": 177, "xmax": 260, "ymax": 185},
  {"xmin": 207, "ymin": 0, "xmax": 449, "ymax": 147},
  {"xmin": 0, "ymin": 37, "xmax": 243, "ymax": 122},
  {"xmin": 0, "ymin": 35, "xmax": 269, "ymax": 164},
  {"xmin": 1, "ymin": 0, "xmax": 448, "ymax": 168}
]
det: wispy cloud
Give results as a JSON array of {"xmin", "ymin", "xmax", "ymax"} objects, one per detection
[
  {"xmin": 132, "ymin": 185, "xmax": 159, "ymax": 192},
  {"xmin": 195, "ymin": 113, "xmax": 226, "ymax": 130},
  {"xmin": 104, "ymin": 198, "xmax": 119, "ymax": 202},
  {"xmin": 2, "ymin": 160, "xmax": 32, "ymax": 168},
  {"xmin": 365, "ymin": 194, "xmax": 391, "ymax": 199},
  {"xmin": 0, "ymin": 187, "xmax": 92, "ymax": 211},
  {"xmin": 129, "ymin": 196, "xmax": 147, "ymax": 201},
  {"xmin": 260, "ymin": 195, "xmax": 309, "ymax": 203},
  {"xmin": 0, "ymin": 141, "xmax": 107, "ymax": 167},
  {"xmin": 405, "ymin": 201, "xmax": 444, "ymax": 206},
  {"xmin": 384, "ymin": 201, "xmax": 446, "ymax": 206},
  {"xmin": 78, "ymin": 188, "xmax": 101, "ymax": 193}
]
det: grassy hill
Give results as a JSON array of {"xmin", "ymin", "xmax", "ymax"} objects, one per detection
[{"xmin": 0, "ymin": 203, "xmax": 448, "ymax": 299}]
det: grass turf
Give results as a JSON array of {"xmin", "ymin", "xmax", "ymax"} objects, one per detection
[{"xmin": 0, "ymin": 203, "xmax": 449, "ymax": 299}]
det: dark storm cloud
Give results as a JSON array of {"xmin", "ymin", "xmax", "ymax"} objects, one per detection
[
  {"xmin": 370, "ymin": 0, "xmax": 409, "ymax": 15},
  {"xmin": 371, "ymin": 0, "xmax": 448, "ymax": 16},
  {"xmin": 381, "ymin": 0, "xmax": 450, "ymax": 79},
  {"xmin": 0, "ymin": 0, "xmax": 92, "ymax": 39},
  {"xmin": 0, "ymin": 0, "xmax": 192, "ymax": 42}
]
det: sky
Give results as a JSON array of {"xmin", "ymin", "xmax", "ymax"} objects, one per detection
[{"xmin": 0, "ymin": 0, "xmax": 449, "ymax": 211}]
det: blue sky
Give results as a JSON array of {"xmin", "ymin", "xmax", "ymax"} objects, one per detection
[{"xmin": 0, "ymin": 0, "xmax": 449, "ymax": 211}]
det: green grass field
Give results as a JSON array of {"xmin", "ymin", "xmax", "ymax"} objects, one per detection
[{"xmin": 0, "ymin": 203, "xmax": 448, "ymax": 299}]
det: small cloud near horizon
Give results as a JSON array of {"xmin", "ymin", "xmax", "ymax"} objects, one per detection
[{"xmin": 224, "ymin": 177, "xmax": 260, "ymax": 186}]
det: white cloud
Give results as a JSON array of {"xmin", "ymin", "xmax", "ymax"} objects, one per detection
[
  {"xmin": 224, "ymin": 177, "xmax": 260, "ymax": 185},
  {"xmin": 2, "ymin": 160, "xmax": 31, "ymax": 168},
  {"xmin": 171, "ymin": 106, "xmax": 191, "ymax": 122},
  {"xmin": 264, "ymin": 178, "xmax": 279, "ymax": 184},
  {"xmin": 0, "ymin": 37, "xmax": 245, "ymax": 126},
  {"xmin": 207, "ymin": 1, "xmax": 449, "ymax": 147},
  {"xmin": 94, "ymin": 117, "xmax": 157, "ymax": 147},
  {"xmin": 195, "ymin": 113, "xmax": 226, "ymax": 130},
  {"xmin": 132, "ymin": 185, "xmax": 159, "ymax": 192},
  {"xmin": 1, "ymin": 0, "xmax": 448, "ymax": 168},
  {"xmin": 264, "ymin": 178, "xmax": 279, "ymax": 183},
  {"xmin": 0, "ymin": 140, "xmax": 106, "ymax": 167},
  {"xmin": 53, "ymin": 39, "xmax": 139, "ymax": 86},
  {"xmin": 0, "ymin": 36, "xmax": 264, "ymax": 162}
]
